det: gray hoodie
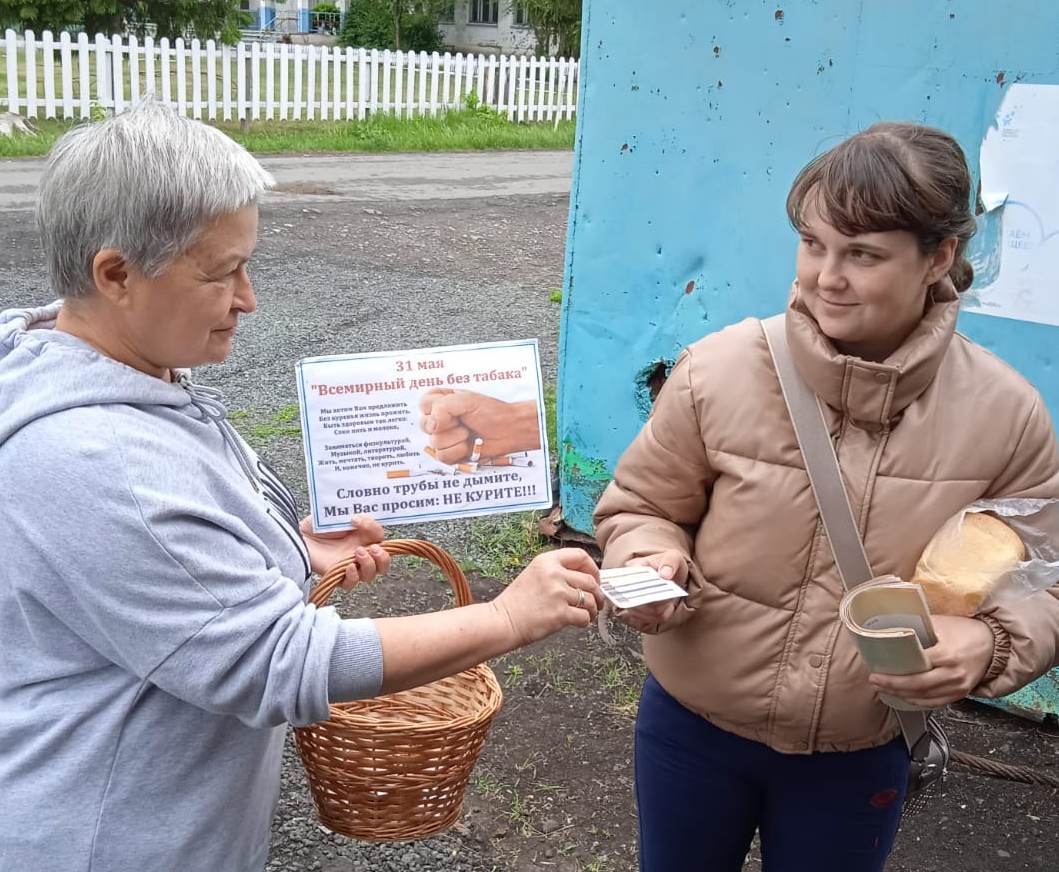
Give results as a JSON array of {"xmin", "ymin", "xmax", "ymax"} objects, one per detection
[{"xmin": 0, "ymin": 302, "xmax": 384, "ymax": 872}]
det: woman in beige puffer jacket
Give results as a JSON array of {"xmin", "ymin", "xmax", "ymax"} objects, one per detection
[{"xmin": 594, "ymin": 123, "xmax": 1059, "ymax": 872}]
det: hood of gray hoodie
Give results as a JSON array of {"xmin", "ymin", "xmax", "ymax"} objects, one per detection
[
  {"xmin": 0, "ymin": 300, "xmax": 268, "ymax": 487},
  {"xmin": 0, "ymin": 300, "xmax": 200, "ymax": 444}
]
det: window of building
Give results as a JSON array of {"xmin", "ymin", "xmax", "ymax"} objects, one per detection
[
  {"xmin": 438, "ymin": 1, "xmax": 456, "ymax": 23},
  {"xmin": 513, "ymin": 3, "xmax": 530, "ymax": 26},
  {"xmin": 469, "ymin": 0, "xmax": 499, "ymax": 25}
]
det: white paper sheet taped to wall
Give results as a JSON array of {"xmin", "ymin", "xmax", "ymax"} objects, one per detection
[{"xmin": 965, "ymin": 84, "xmax": 1059, "ymax": 328}]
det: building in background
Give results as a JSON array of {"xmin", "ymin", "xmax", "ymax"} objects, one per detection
[
  {"xmin": 238, "ymin": 0, "xmax": 540, "ymax": 54},
  {"xmin": 439, "ymin": 1, "xmax": 536, "ymax": 55},
  {"xmin": 241, "ymin": 0, "xmax": 344, "ymax": 38}
]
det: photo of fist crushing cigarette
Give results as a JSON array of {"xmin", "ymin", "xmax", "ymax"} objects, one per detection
[{"xmin": 419, "ymin": 388, "xmax": 542, "ymax": 464}]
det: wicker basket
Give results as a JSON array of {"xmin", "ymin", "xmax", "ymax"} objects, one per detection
[{"xmin": 294, "ymin": 539, "xmax": 503, "ymax": 842}]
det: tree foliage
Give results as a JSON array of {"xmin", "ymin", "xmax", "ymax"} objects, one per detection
[
  {"xmin": 517, "ymin": 0, "xmax": 580, "ymax": 58},
  {"xmin": 337, "ymin": 0, "xmax": 394, "ymax": 48},
  {"xmin": 0, "ymin": 0, "xmax": 249, "ymax": 43},
  {"xmin": 400, "ymin": 10, "xmax": 443, "ymax": 52},
  {"xmin": 338, "ymin": 0, "xmax": 444, "ymax": 52}
]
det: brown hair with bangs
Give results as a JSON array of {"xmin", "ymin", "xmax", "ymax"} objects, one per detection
[{"xmin": 786, "ymin": 122, "xmax": 978, "ymax": 292}]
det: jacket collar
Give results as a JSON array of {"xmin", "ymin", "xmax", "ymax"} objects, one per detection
[{"xmin": 784, "ymin": 279, "xmax": 960, "ymax": 427}]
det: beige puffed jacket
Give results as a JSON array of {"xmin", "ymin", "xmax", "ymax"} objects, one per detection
[{"xmin": 594, "ymin": 283, "xmax": 1059, "ymax": 753}]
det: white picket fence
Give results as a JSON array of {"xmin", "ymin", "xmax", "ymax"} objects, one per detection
[{"xmin": 0, "ymin": 29, "xmax": 579, "ymax": 123}]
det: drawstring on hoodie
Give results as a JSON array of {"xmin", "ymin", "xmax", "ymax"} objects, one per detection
[
  {"xmin": 178, "ymin": 376, "xmax": 261, "ymax": 490},
  {"xmin": 178, "ymin": 374, "xmax": 311, "ymax": 581}
]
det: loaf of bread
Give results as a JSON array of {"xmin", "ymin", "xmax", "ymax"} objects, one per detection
[{"xmin": 911, "ymin": 512, "xmax": 1026, "ymax": 616}]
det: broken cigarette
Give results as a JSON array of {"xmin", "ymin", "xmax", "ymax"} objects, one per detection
[
  {"xmin": 387, "ymin": 466, "xmax": 443, "ymax": 478},
  {"xmin": 469, "ymin": 437, "xmax": 484, "ymax": 463}
]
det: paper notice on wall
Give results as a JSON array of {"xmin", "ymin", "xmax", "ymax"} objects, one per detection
[
  {"xmin": 296, "ymin": 339, "xmax": 551, "ymax": 530},
  {"xmin": 965, "ymin": 84, "xmax": 1059, "ymax": 327}
]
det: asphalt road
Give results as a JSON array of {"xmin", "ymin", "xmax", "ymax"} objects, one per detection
[{"xmin": 0, "ymin": 150, "xmax": 575, "ymax": 211}]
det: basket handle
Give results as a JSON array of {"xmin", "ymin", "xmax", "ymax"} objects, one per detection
[{"xmin": 310, "ymin": 539, "xmax": 474, "ymax": 609}]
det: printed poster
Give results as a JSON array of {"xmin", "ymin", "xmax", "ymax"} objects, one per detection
[
  {"xmin": 296, "ymin": 339, "xmax": 551, "ymax": 530},
  {"xmin": 968, "ymin": 83, "xmax": 1059, "ymax": 327}
]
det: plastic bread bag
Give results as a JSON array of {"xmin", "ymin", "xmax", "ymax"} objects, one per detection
[{"xmin": 910, "ymin": 498, "xmax": 1059, "ymax": 617}]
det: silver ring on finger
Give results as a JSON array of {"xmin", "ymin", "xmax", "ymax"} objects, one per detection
[{"xmin": 576, "ymin": 588, "xmax": 585, "ymax": 609}]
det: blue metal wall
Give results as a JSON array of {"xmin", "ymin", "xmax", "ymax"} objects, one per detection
[{"xmin": 558, "ymin": 0, "xmax": 1059, "ymax": 720}]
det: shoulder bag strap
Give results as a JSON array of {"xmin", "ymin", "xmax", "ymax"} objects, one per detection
[{"xmin": 761, "ymin": 315, "xmax": 929, "ymax": 754}]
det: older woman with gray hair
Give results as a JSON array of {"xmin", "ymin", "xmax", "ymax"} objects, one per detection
[{"xmin": 0, "ymin": 98, "xmax": 601, "ymax": 872}]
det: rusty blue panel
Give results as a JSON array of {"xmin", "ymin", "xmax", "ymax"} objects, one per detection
[
  {"xmin": 978, "ymin": 670, "xmax": 1059, "ymax": 723},
  {"xmin": 559, "ymin": 0, "xmax": 1059, "ymax": 718}
]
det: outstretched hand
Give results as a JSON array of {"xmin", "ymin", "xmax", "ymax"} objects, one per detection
[{"xmin": 492, "ymin": 548, "xmax": 603, "ymax": 644}]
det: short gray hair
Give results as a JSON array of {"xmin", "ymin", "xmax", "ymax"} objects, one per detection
[{"xmin": 37, "ymin": 96, "xmax": 274, "ymax": 298}]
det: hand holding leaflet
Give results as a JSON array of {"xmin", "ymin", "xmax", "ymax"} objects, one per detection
[{"xmin": 599, "ymin": 566, "xmax": 688, "ymax": 610}]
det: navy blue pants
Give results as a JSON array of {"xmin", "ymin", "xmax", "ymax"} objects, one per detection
[{"xmin": 635, "ymin": 674, "xmax": 909, "ymax": 872}]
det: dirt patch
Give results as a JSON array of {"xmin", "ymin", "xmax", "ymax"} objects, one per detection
[
  {"xmin": 318, "ymin": 560, "xmax": 645, "ymax": 872},
  {"xmin": 287, "ymin": 560, "xmax": 1059, "ymax": 872},
  {"xmin": 6, "ymin": 156, "xmax": 1054, "ymax": 872},
  {"xmin": 887, "ymin": 705, "xmax": 1059, "ymax": 872}
]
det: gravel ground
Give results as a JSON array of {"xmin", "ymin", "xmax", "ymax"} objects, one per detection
[
  {"xmin": 0, "ymin": 169, "xmax": 571, "ymax": 872},
  {"xmin": 237, "ymin": 191, "xmax": 571, "ymax": 871},
  {"xmin": 216, "ymin": 191, "xmax": 566, "ymax": 548},
  {"xmin": 4, "ymin": 153, "xmax": 1057, "ymax": 872},
  {"xmin": 0, "ymin": 183, "xmax": 570, "ymax": 554}
]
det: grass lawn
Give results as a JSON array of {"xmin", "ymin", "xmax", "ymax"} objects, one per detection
[{"xmin": 0, "ymin": 108, "xmax": 575, "ymax": 157}]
